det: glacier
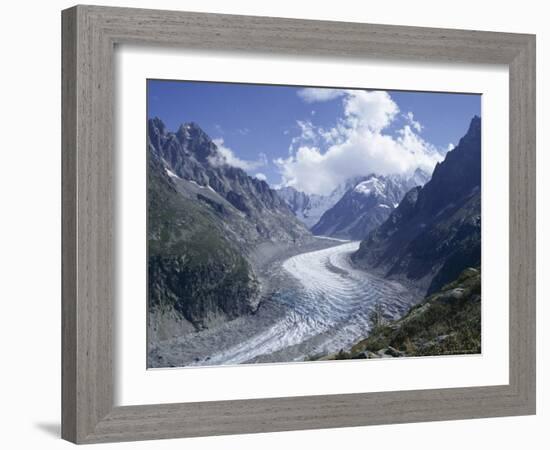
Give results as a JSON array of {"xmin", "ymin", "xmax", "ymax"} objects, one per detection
[{"xmin": 150, "ymin": 241, "xmax": 418, "ymax": 367}]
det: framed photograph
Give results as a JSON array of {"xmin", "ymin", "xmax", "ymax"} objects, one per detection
[{"xmin": 62, "ymin": 5, "xmax": 536, "ymax": 444}]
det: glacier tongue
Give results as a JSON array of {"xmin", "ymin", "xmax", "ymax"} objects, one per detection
[{"xmin": 151, "ymin": 242, "xmax": 418, "ymax": 366}]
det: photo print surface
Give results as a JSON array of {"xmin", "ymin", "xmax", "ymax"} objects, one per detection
[{"xmin": 146, "ymin": 80, "xmax": 482, "ymax": 368}]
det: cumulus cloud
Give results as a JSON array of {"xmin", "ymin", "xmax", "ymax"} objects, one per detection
[
  {"xmin": 254, "ymin": 173, "xmax": 268, "ymax": 181},
  {"xmin": 209, "ymin": 138, "xmax": 267, "ymax": 171},
  {"xmin": 344, "ymin": 90, "xmax": 399, "ymax": 132},
  {"xmin": 276, "ymin": 90, "xmax": 443, "ymax": 195},
  {"xmin": 297, "ymin": 88, "xmax": 347, "ymax": 103}
]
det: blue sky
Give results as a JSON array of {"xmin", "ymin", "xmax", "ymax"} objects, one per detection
[{"xmin": 148, "ymin": 79, "xmax": 480, "ymax": 195}]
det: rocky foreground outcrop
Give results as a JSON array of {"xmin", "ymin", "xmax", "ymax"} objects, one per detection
[{"xmin": 318, "ymin": 267, "xmax": 481, "ymax": 360}]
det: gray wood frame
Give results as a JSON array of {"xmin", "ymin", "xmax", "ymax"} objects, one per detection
[{"xmin": 61, "ymin": 4, "xmax": 536, "ymax": 444}]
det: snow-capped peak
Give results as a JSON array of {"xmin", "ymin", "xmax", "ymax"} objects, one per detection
[{"xmin": 353, "ymin": 177, "xmax": 386, "ymax": 198}]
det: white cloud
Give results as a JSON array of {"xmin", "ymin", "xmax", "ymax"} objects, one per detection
[
  {"xmin": 404, "ymin": 111, "xmax": 423, "ymax": 132},
  {"xmin": 296, "ymin": 120, "xmax": 317, "ymax": 141},
  {"xmin": 297, "ymin": 88, "xmax": 347, "ymax": 103},
  {"xmin": 276, "ymin": 90, "xmax": 443, "ymax": 195},
  {"xmin": 254, "ymin": 173, "xmax": 268, "ymax": 181},
  {"xmin": 209, "ymin": 138, "xmax": 267, "ymax": 171},
  {"xmin": 343, "ymin": 90, "xmax": 399, "ymax": 132}
]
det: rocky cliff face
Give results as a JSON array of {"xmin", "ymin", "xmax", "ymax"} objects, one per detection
[
  {"xmin": 311, "ymin": 170, "xmax": 429, "ymax": 240},
  {"xmin": 147, "ymin": 154, "xmax": 260, "ymax": 334},
  {"xmin": 353, "ymin": 116, "xmax": 481, "ymax": 294}
]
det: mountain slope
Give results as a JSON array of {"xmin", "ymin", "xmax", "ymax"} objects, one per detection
[
  {"xmin": 352, "ymin": 116, "xmax": 481, "ymax": 294},
  {"xmin": 147, "ymin": 154, "xmax": 260, "ymax": 336},
  {"xmin": 311, "ymin": 170, "xmax": 429, "ymax": 240},
  {"xmin": 148, "ymin": 117, "xmax": 311, "ymax": 249}
]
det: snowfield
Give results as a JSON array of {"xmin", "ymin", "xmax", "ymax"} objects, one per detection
[
  {"xmin": 151, "ymin": 241, "xmax": 418, "ymax": 367},
  {"xmin": 353, "ymin": 177, "xmax": 386, "ymax": 197}
]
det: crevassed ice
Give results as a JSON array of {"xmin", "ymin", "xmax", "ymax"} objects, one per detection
[{"xmin": 177, "ymin": 242, "xmax": 416, "ymax": 366}]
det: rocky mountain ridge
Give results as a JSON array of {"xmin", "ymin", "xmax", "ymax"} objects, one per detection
[{"xmin": 148, "ymin": 117, "xmax": 312, "ymax": 249}]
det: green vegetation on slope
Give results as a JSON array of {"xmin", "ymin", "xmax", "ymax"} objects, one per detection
[
  {"xmin": 148, "ymin": 157, "xmax": 259, "ymax": 330},
  {"xmin": 323, "ymin": 267, "xmax": 481, "ymax": 360}
]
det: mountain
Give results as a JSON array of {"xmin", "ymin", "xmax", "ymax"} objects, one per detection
[
  {"xmin": 310, "ymin": 169, "xmax": 429, "ymax": 240},
  {"xmin": 147, "ymin": 118, "xmax": 313, "ymax": 352},
  {"xmin": 147, "ymin": 154, "xmax": 260, "ymax": 335},
  {"xmin": 148, "ymin": 118, "xmax": 311, "ymax": 249},
  {"xmin": 352, "ymin": 116, "xmax": 481, "ymax": 294},
  {"xmin": 275, "ymin": 178, "xmax": 362, "ymax": 229}
]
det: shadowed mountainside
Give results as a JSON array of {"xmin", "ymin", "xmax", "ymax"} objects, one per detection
[{"xmin": 352, "ymin": 116, "xmax": 481, "ymax": 295}]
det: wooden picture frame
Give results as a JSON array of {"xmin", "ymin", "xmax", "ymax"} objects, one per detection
[{"xmin": 61, "ymin": 5, "xmax": 536, "ymax": 444}]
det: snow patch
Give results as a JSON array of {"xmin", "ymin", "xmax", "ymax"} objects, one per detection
[
  {"xmin": 189, "ymin": 179, "xmax": 205, "ymax": 189},
  {"xmin": 313, "ymin": 235, "xmax": 351, "ymax": 243},
  {"xmin": 165, "ymin": 167, "xmax": 180, "ymax": 179}
]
